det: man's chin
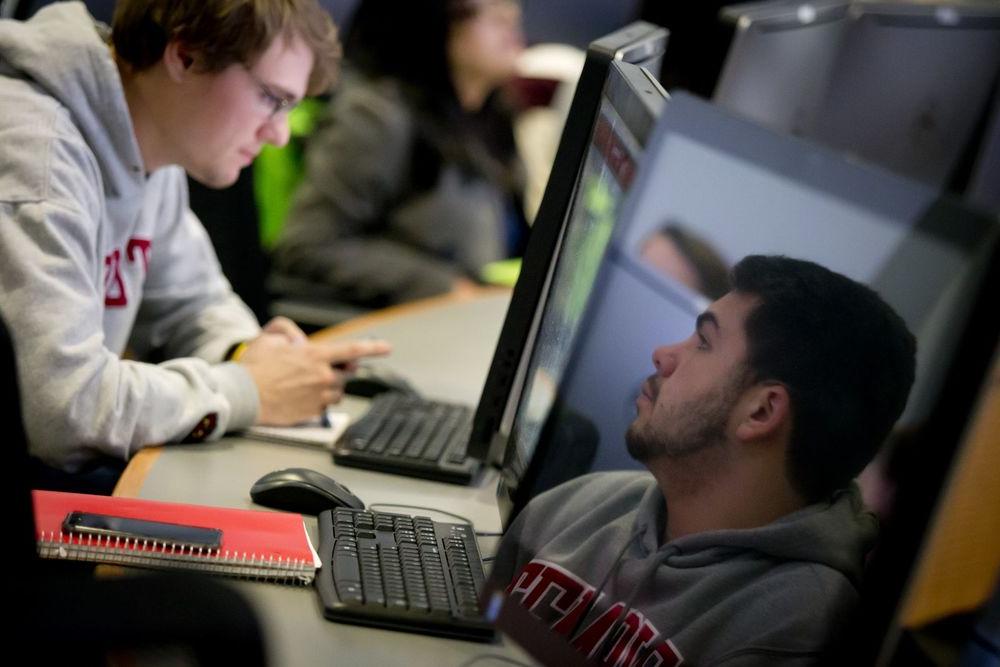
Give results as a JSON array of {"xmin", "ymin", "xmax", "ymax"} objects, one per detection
[
  {"xmin": 188, "ymin": 166, "xmax": 241, "ymax": 190},
  {"xmin": 625, "ymin": 424, "xmax": 655, "ymax": 463}
]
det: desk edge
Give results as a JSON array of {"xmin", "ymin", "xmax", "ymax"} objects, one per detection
[{"xmin": 113, "ymin": 447, "xmax": 161, "ymax": 497}]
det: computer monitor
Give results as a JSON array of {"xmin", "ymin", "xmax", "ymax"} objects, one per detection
[
  {"xmin": 713, "ymin": 0, "xmax": 850, "ymax": 135},
  {"xmin": 500, "ymin": 59, "xmax": 667, "ymax": 481},
  {"xmin": 807, "ymin": 1, "xmax": 1000, "ymax": 189},
  {"xmin": 484, "ymin": 90, "xmax": 999, "ymax": 665},
  {"xmin": 467, "ymin": 23, "xmax": 668, "ymax": 465},
  {"xmin": 558, "ymin": 91, "xmax": 997, "ymax": 472}
]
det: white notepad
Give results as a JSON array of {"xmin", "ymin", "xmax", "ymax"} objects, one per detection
[{"xmin": 243, "ymin": 408, "xmax": 351, "ymax": 449}]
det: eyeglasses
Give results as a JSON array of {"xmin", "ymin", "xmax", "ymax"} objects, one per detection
[{"xmin": 244, "ymin": 67, "xmax": 296, "ymax": 119}]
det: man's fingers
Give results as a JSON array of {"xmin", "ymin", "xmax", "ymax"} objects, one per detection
[
  {"xmin": 313, "ymin": 339, "xmax": 392, "ymax": 365},
  {"xmin": 337, "ymin": 360, "xmax": 360, "ymax": 374},
  {"xmin": 262, "ymin": 316, "xmax": 308, "ymax": 345}
]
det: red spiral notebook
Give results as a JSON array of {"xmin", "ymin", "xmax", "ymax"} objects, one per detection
[{"xmin": 32, "ymin": 490, "xmax": 321, "ymax": 585}]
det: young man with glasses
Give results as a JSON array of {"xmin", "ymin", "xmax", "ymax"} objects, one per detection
[{"xmin": 0, "ymin": 1, "xmax": 388, "ymax": 483}]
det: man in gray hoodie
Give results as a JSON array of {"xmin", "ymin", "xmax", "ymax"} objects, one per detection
[
  {"xmin": 494, "ymin": 255, "xmax": 917, "ymax": 665},
  {"xmin": 0, "ymin": 1, "xmax": 389, "ymax": 478}
]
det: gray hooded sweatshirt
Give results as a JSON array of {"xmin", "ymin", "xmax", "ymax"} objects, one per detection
[
  {"xmin": 493, "ymin": 471, "xmax": 877, "ymax": 666},
  {"xmin": 0, "ymin": 3, "xmax": 261, "ymax": 471}
]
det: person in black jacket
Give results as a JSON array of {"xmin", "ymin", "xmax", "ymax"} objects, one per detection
[{"xmin": 274, "ymin": 0, "xmax": 528, "ymax": 307}]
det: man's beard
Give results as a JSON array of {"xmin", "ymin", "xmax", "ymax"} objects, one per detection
[{"xmin": 626, "ymin": 371, "xmax": 746, "ymax": 463}]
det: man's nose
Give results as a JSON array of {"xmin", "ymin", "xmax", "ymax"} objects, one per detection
[
  {"xmin": 652, "ymin": 344, "xmax": 679, "ymax": 378},
  {"xmin": 259, "ymin": 114, "xmax": 291, "ymax": 148}
]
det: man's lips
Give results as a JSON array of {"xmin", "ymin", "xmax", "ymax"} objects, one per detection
[{"xmin": 640, "ymin": 376, "xmax": 658, "ymax": 403}]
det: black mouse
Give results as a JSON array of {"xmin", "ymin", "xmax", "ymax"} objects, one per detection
[
  {"xmin": 343, "ymin": 364, "xmax": 418, "ymax": 398},
  {"xmin": 250, "ymin": 468, "xmax": 365, "ymax": 515}
]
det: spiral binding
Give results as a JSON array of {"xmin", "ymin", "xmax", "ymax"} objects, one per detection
[{"xmin": 36, "ymin": 530, "xmax": 314, "ymax": 585}]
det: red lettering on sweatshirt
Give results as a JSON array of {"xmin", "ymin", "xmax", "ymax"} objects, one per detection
[
  {"xmin": 605, "ymin": 611, "xmax": 667, "ymax": 667},
  {"xmin": 573, "ymin": 601, "xmax": 627, "ymax": 658},
  {"xmin": 103, "ymin": 249, "xmax": 126, "ymax": 306},
  {"xmin": 640, "ymin": 639, "xmax": 685, "ymax": 667},
  {"xmin": 551, "ymin": 587, "xmax": 598, "ymax": 636},
  {"xmin": 507, "ymin": 559, "xmax": 683, "ymax": 667},
  {"xmin": 127, "ymin": 238, "xmax": 152, "ymax": 271},
  {"xmin": 103, "ymin": 238, "xmax": 152, "ymax": 307}
]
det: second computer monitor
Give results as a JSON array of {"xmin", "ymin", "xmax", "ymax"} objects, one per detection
[
  {"xmin": 508, "ymin": 90, "xmax": 998, "ymax": 506},
  {"xmin": 713, "ymin": 0, "xmax": 849, "ymax": 135},
  {"xmin": 713, "ymin": 0, "xmax": 1000, "ymax": 190},
  {"xmin": 808, "ymin": 1, "xmax": 1000, "ymax": 188}
]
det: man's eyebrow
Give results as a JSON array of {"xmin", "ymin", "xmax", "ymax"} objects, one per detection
[
  {"xmin": 262, "ymin": 79, "xmax": 300, "ymax": 104},
  {"xmin": 696, "ymin": 311, "xmax": 720, "ymax": 335}
]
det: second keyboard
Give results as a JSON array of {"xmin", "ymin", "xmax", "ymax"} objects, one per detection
[{"xmin": 333, "ymin": 392, "xmax": 480, "ymax": 484}]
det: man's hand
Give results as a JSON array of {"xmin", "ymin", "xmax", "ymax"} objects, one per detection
[{"xmin": 238, "ymin": 335, "xmax": 391, "ymax": 425}]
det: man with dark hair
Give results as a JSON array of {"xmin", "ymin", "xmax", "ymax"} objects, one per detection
[
  {"xmin": 494, "ymin": 255, "xmax": 917, "ymax": 666},
  {"xmin": 0, "ymin": 1, "xmax": 387, "ymax": 480}
]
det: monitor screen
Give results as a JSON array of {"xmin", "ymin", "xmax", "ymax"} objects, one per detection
[{"xmin": 468, "ymin": 25, "xmax": 668, "ymax": 465}]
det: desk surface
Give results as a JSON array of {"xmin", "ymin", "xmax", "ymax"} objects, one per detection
[{"xmin": 117, "ymin": 290, "xmax": 534, "ymax": 666}]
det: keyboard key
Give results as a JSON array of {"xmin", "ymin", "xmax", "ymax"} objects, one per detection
[
  {"xmin": 333, "ymin": 546, "xmax": 361, "ymax": 574},
  {"xmin": 420, "ymin": 409, "xmax": 463, "ymax": 461},
  {"xmin": 368, "ymin": 413, "xmax": 406, "ymax": 454}
]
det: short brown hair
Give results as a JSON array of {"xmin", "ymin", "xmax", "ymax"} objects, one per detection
[{"xmin": 112, "ymin": 0, "xmax": 341, "ymax": 95}]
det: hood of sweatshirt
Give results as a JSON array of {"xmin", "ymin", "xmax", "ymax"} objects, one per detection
[
  {"xmin": 630, "ymin": 478, "xmax": 877, "ymax": 587},
  {"xmin": 0, "ymin": 1, "xmax": 145, "ymax": 199}
]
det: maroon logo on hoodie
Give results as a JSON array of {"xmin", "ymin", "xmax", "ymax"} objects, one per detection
[
  {"xmin": 104, "ymin": 238, "xmax": 151, "ymax": 307},
  {"xmin": 508, "ymin": 559, "xmax": 683, "ymax": 666}
]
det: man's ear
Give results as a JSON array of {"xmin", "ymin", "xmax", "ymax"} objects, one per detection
[
  {"xmin": 735, "ymin": 382, "xmax": 791, "ymax": 443},
  {"xmin": 162, "ymin": 41, "xmax": 196, "ymax": 83}
]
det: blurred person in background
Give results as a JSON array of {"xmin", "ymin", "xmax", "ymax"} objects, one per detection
[{"xmin": 273, "ymin": 0, "xmax": 528, "ymax": 308}]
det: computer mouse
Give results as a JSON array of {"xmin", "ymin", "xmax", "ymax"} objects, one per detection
[
  {"xmin": 250, "ymin": 468, "xmax": 365, "ymax": 515},
  {"xmin": 344, "ymin": 364, "xmax": 418, "ymax": 398}
]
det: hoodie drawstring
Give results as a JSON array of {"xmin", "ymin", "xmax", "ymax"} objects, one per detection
[
  {"xmin": 592, "ymin": 544, "xmax": 680, "ymax": 661},
  {"xmin": 566, "ymin": 525, "xmax": 645, "ymax": 641}
]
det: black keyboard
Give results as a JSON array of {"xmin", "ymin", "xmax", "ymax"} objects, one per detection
[
  {"xmin": 333, "ymin": 392, "xmax": 480, "ymax": 484},
  {"xmin": 316, "ymin": 508, "xmax": 493, "ymax": 641}
]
